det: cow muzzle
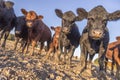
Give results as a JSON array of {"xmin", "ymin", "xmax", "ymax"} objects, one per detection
[
  {"xmin": 62, "ymin": 27, "xmax": 70, "ymax": 34},
  {"xmin": 90, "ymin": 29, "xmax": 104, "ymax": 39},
  {"xmin": 15, "ymin": 31, "xmax": 21, "ymax": 35},
  {"xmin": 26, "ymin": 22, "xmax": 33, "ymax": 28}
]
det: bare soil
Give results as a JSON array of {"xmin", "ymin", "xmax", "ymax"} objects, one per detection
[{"xmin": 0, "ymin": 40, "xmax": 117, "ymax": 80}]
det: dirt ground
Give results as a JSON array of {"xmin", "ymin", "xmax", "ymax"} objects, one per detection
[{"xmin": 0, "ymin": 40, "xmax": 117, "ymax": 80}]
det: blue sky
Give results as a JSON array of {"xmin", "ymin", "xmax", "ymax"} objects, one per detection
[{"xmin": 10, "ymin": 0, "xmax": 120, "ymax": 58}]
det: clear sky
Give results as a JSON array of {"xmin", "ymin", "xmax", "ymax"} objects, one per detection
[{"xmin": 10, "ymin": 0, "xmax": 120, "ymax": 58}]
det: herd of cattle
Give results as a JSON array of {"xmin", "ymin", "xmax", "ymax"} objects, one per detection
[{"xmin": 0, "ymin": 0, "xmax": 120, "ymax": 79}]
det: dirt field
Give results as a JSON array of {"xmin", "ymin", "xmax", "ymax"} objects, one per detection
[{"xmin": 0, "ymin": 40, "xmax": 117, "ymax": 80}]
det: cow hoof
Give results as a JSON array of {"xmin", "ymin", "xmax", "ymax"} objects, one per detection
[
  {"xmin": 111, "ymin": 72, "xmax": 114, "ymax": 76},
  {"xmin": 1, "ymin": 44, "xmax": 5, "ymax": 49},
  {"xmin": 98, "ymin": 70, "xmax": 106, "ymax": 80}
]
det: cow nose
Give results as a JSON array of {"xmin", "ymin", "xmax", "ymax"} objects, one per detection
[
  {"xmin": 15, "ymin": 31, "xmax": 20, "ymax": 34},
  {"xmin": 92, "ymin": 30, "xmax": 103, "ymax": 37},
  {"xmin": 27, "ymin": 22, "xmax": 32, "ymax": 27},
  {"xmin": 62, "ymin": 27, "xmax": 70, "ymax": 33}
]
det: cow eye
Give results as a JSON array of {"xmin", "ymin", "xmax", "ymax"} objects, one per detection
[{"xmin": 88, "ymin": 18, "xmax": 95, "ymax": 22}]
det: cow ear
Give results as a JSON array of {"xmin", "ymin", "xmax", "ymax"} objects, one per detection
[
  {"xmin": 21, "ymin": 8, "xmax": 28, "ymax": 16},
  {"xmin": 76, "ymin": 8, "xmax": 88, "ymax": 21},
  {"xmin": 55, "ymin": 9, "xmax": 63, "ymax": 18},
  {"xmin": 108, "ymin": 10, "xmax": 120, "ymax": 21},
  {"xmin": 50, "ymin": 26, "xmax": 55, "ymax": 31},
  {"xmin": 38, "ymin": 15, "xmax": 44, "ymax": 20},
  {"xmin": 116, "ymin": 36, "xmax": 120, "ymax": 41}
]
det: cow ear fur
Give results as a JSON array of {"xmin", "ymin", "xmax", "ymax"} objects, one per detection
[
  {"xmin": 21, "ymin": 8, "xmax": 28, "ymax": 16},
  {"xmin": 55, "ymin": 9, "xmax": 63, "ymax": 18},
  {"xmin": 76, "ymin": 8, "xmax": 88, "ymax": 21},
  {"xmin": 38, "ymin": 15, "xmax": 43, "ymax": 20},
  {"xmin": 108, "ymin": 10, "xmax": 120, "ymax": 21}
]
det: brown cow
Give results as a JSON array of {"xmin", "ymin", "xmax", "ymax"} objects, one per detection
[
  {"xmin": 21, "ymin": 9, "xmax": 51, "ymax": 56},
  {"xmin": 105, "ymin": 36, "xmax": 120, "ymax": 79},
  {"xmin": 44, "ymin": 26, "xmax": 61, "ymax": 61}
]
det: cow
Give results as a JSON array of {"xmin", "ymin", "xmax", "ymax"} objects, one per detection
[
  {"xmin": 77, "ymin": 5, "xmax": 120, "ymax": 76},
  {"xmin": 44, "ymin": 26, "xmax": 61, "ymax": 61},
  {"xmin": 21, "ymin": 9, "xmax": 52, "ymax": 56},
  {"xmin": 105, "ymin": 36, "xmax": 120, "ymax": 79},
  {"xmin": 55, "ymin": 9, "xmax": 81, "ymax": 64},
  {"xmin": 0, "ymin": 0, "xmax": 16, "ymax": 48},
  {"xmin": 14, "ymin": 16, "xmax": 28, "ymax": 52}
]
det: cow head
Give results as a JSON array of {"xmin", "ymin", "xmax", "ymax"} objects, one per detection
[
  {"xmin": 5, "ymin": 1, "xmax": 14, "ymax": 9},
  {"xmin": 55, "ymin": 9, "xmax": 80, "ymax": 34},
  {"xmin": 15, "ymin": 16, "xmax": 26, "ymax": 35},
  {"xmin": 77, "ymin": 5, "xmax": 120, "ymax": 40},
  {"xmin": 0, "ymin": 1, "xmax": 14, "ymax": 19},
  {"xmin": 21, "ymin": 9, "xmax": 43, "ymax": 28},
  {"xmin": 51, "ymin": 26, "xmax": 61, "ymax": 39}
]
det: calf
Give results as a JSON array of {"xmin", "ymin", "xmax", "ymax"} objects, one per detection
[
  {"xmin": 0, "ymin": 1, "xmax": 16, "ymax": 48},
  {"xmin": 105, "ymin": 36, "xmax": 120, "ymax": 78},
  {"xmin": 44, "ymin": 26, "xmax": 61, "ymax": 61},
  {"xmin": 55, "ymin": 9, "xmax": 81, "ymax": 64},
  {"xmin": 77, "ymin": 5, "xmax": 120, "ymax": 75},
  {"xmin": 21, "ymin": 9, "xmax": 51, "ymax": 56},
  {"xmin": 14, "ymin": 16, "xmax": 28, "ymax": 52}
]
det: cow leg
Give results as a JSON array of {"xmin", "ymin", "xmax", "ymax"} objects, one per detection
[
  {"xmin": 46, "ymin": 40, "xmax": 51, "ymax": 52},
  {"xmin": 21, "ymin": 41, "xmax": 27, "ymax": 53},
  {"xmin": 55, "ymin": 37, "xmax": 62, "ymax": 64},
  {"xmin": 43, "ymin": 46, "xmax": 53, "ymax": 61},
  {"xmin": 83, "ymin": 39, "xmax": 95, "ymax": 55},
  {"xmin": 31, "ymin": 41, "xmax": 36, "ymax": 56},
  {"xmin": 80, "ymin": 41, "xmax": 87, "ymax": 66},
  {"xmin": 2, "ymin": 31, "xmax": 10, "ymax": 48},
  {"xmin": 24, "ymin": 42, "xmax": 30, "ymax": 55},
  {"xmin": 0, "ymin": 30, "xmax": 4, "ymax": 42},
  {"xmin": 111, "ymin": 53, "xmax": 115, "ymax": 75},
  {"xmin": 104, "ymin": 57, "xmax": 108, "ymax": 73},
  {"xmin": 116, "ymin": 63, "xmax": 120, "ymax": 80},
  {"xmin": 98, "ymin": 43, "xmax": 107, "ymax": 79},
  {"xmin": 66, "ymin": 46, "xmax": 75, "ymax": 65},
  {"xmin": 88, "ymin": 54, "xmax": 95, "ymax": 70},
  {"xmin": 14, "ymin": 37, "xmax": 19, "ymax": 50},
  {"xmin": 80, "ymin": 51, "xmax": 88, "ymax": 73},
  {"xmin": 39, "ymin": 42, "xmax": 44, "ymax": 54},
  {"xmin": 80, "ymin": 43, "xmax": 88, "ymax": 73}
]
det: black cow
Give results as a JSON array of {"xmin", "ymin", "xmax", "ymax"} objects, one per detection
[
  {"xmin": 0, "ymin": 0, "xmax": 16, "ymax": 48},
  {"xmin": 55, "ymin": 9, "xmax": 81, "ymax": 64},
  {"xmin": 14, "ymin": 16, "xmax": 28, "ymax": 52},
  {"xmin": 77, "ymin": 5, "xmax": 120, "ymax": 76}
]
